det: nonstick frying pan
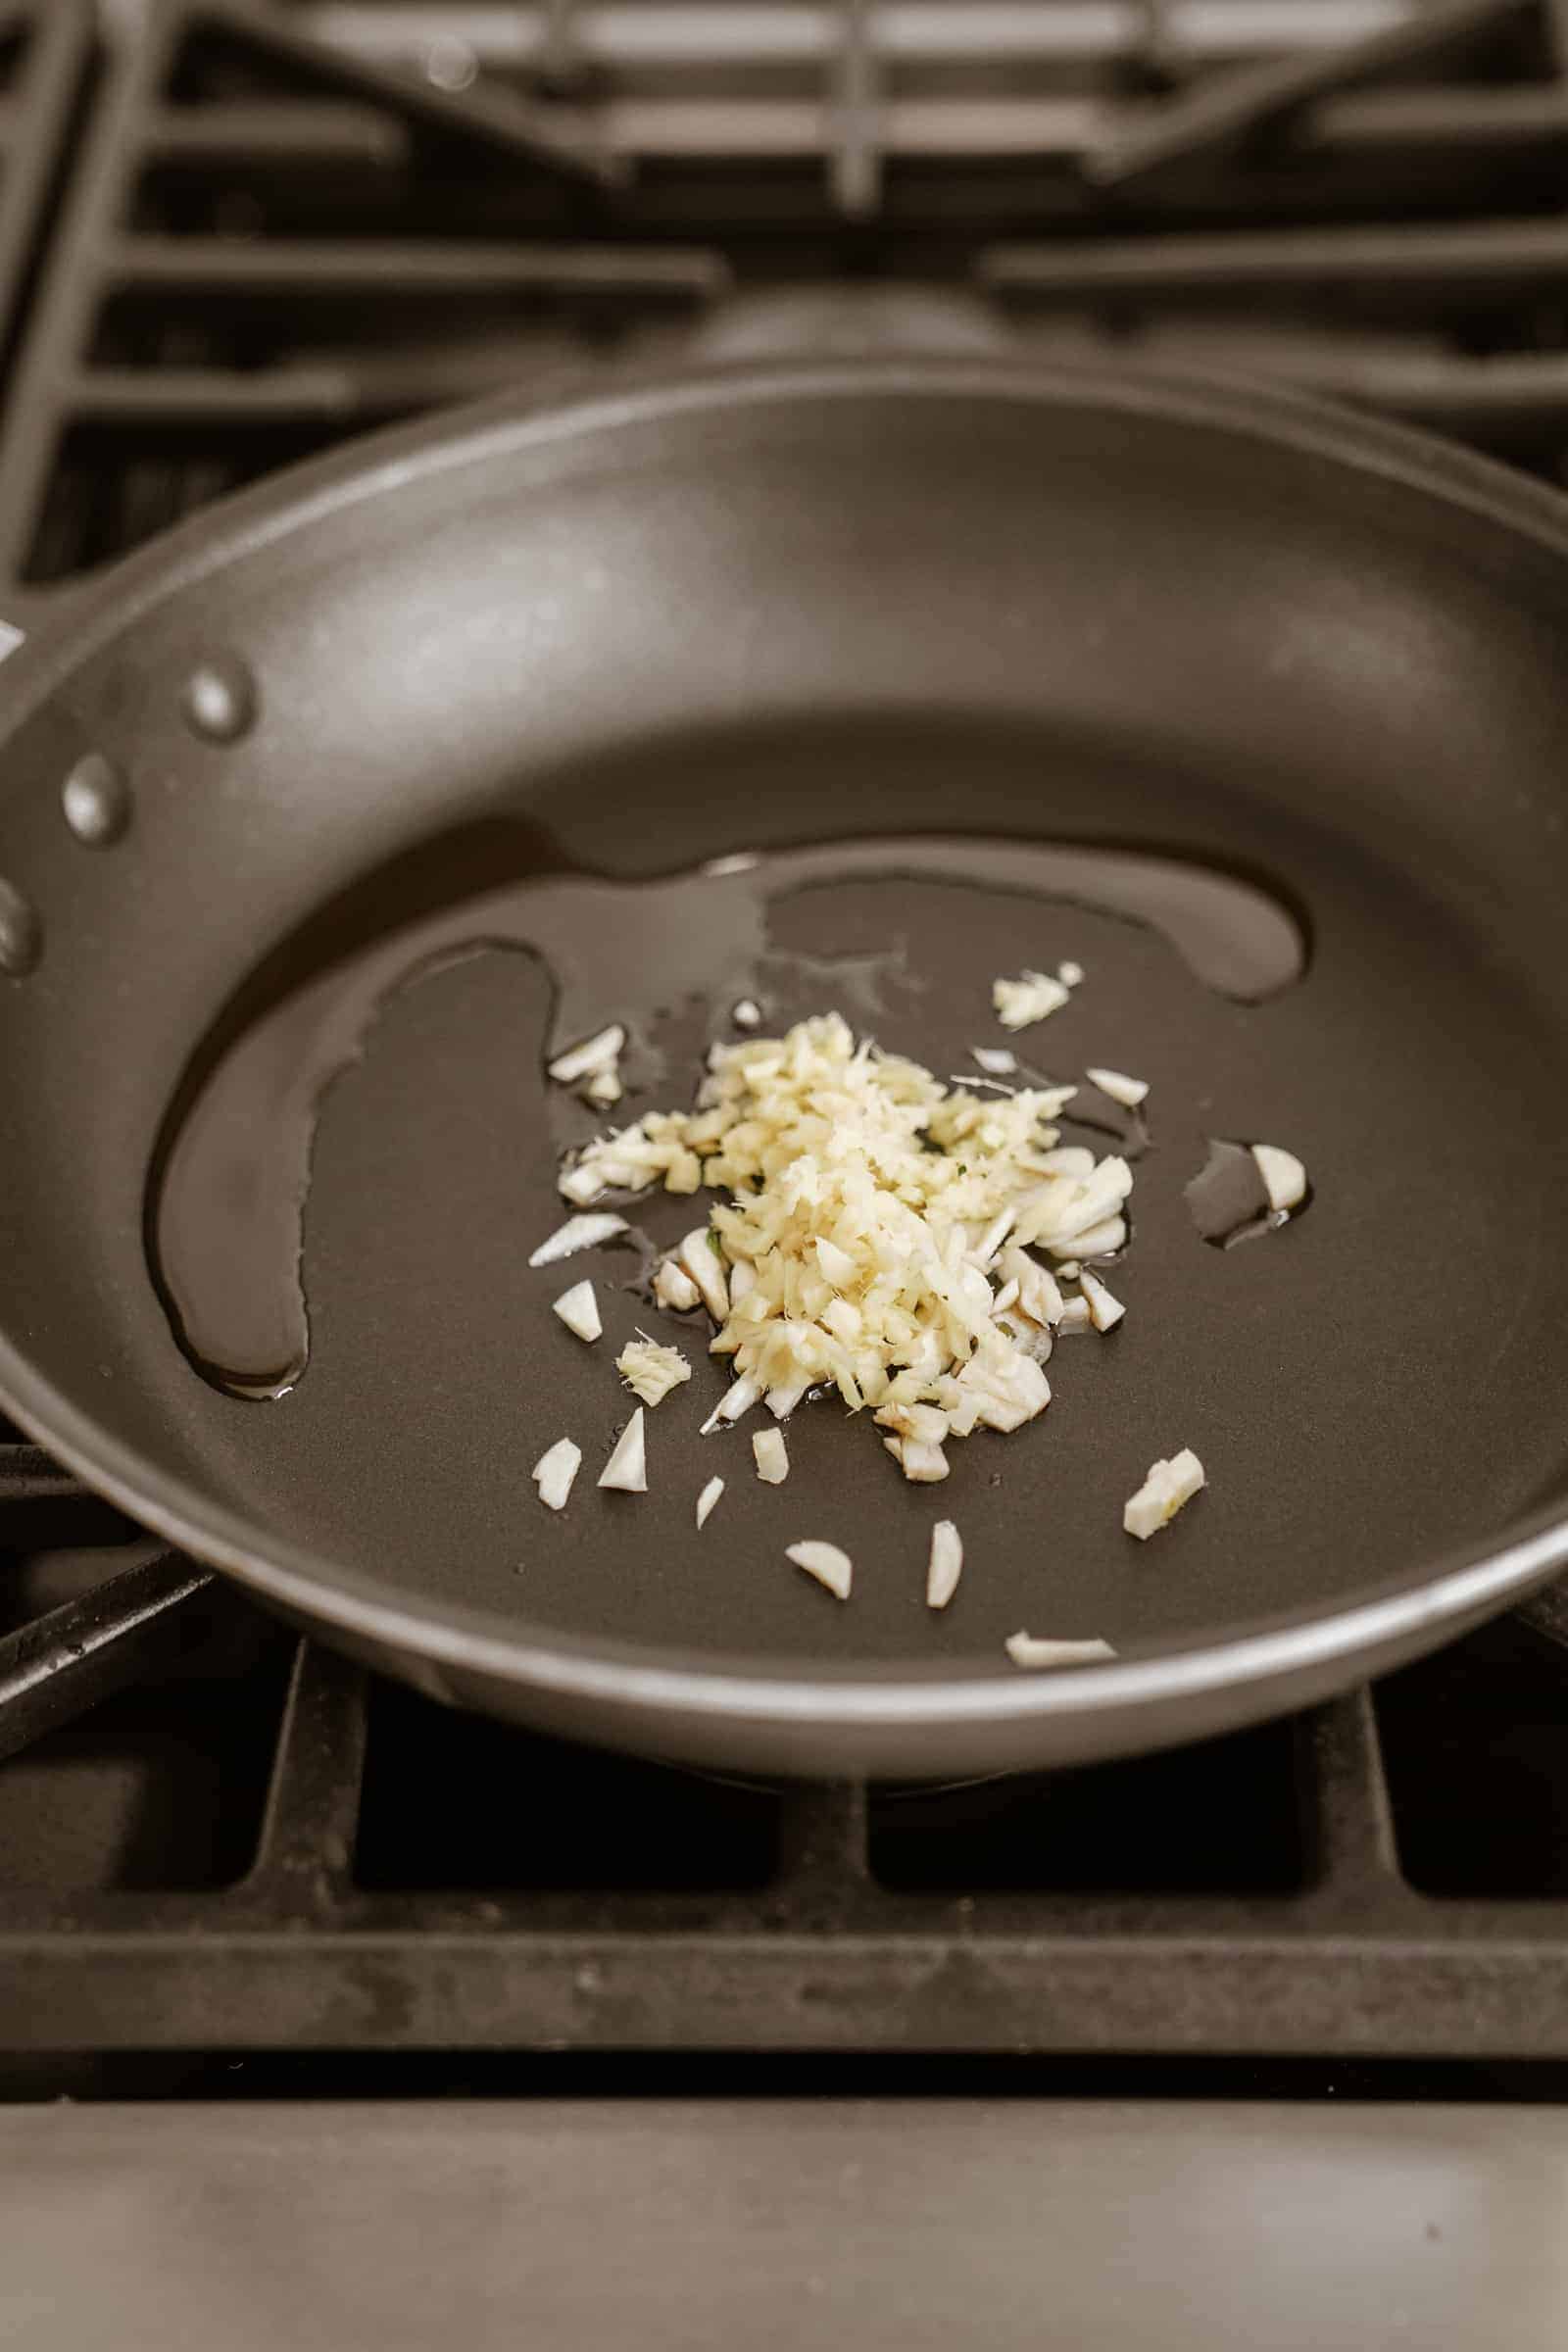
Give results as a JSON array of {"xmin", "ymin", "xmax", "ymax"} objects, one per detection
[{"xmin": 1, "ymin": 355, "xmax": 1567, "ymax": 1784}]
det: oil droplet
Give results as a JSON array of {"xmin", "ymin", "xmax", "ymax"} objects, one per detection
[
  {"xmin": 1186, "ymin": 1138, "xmax": 1311, "ymax": 1247},
  {"xmin": 0, "ymin": 877, "xmax": 41, "ymax": 976},
  {"xmin": 181, "ymin": 655, "xmax": 257, "ymax": 744},
  {"xmin": 149, "ymin": 834, "xmax": 1304, "ymax": 1399},
  {"xmin": 62, "ymin": 752, "xmax": 130, "ymax": 846}
]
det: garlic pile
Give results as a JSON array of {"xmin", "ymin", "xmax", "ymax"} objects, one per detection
[{"xmin": 559, "ymin": 1011, "xmax": 1133, "ymax": 1483}]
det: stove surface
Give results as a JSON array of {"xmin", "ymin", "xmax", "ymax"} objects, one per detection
[{"xmin": 6, "ymin": 2098, "xmax": 1568, "ymax": 2350}]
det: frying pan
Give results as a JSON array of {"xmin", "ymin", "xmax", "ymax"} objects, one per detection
[{"xmin": 1, "ymin": 353, "xmax": 1567, "ymax": 1784}]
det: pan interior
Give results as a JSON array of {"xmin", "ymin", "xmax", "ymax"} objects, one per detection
[
  {"xmin": 135, "ymin": 708, "xmax": 1568, "ymax": 1670},
  {"xmin": 4, "ymin": 373, "xmax": 1568, "ymax": 1699}
]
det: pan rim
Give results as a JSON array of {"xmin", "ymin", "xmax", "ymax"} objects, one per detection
[{"xmin": 2, "ymin": 351, "xmax": 1567, "ymax": 1740}]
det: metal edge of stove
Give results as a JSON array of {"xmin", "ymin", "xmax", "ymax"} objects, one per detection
[{"xmin": 1, "ymin": 2099, "xmax": 1565, "ymax": 2349}]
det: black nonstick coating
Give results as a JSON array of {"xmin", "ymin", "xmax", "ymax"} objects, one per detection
[{"xmin": 0, "ymin": 358, "xmax": 1567, "ymax": 1781}]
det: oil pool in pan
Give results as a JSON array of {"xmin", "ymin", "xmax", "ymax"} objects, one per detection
[{"xmin": 148, "ymin": 837, "xmax": 1304, "ymax": 1403}]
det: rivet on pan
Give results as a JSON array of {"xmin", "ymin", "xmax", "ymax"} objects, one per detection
[
  {"xmin": 0, "ymin": 879, "xmax": 41, "ymax": 976},
  {"xmin": 62, "ymin": 751, "xmax": 130, "ymax": 846},
  {"xmin": 181, "ymin": 656, "xmax": 257, "ymax": 744}
]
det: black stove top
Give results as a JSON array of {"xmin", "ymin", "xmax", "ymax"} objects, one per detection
[{"xmin": 5, "ymin": 0, "xmax": 1568, "ymax": 2094}]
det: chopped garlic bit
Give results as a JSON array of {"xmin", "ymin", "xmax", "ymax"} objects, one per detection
[
  {"xmin": 551, "ymin": 1280, "xmax": 602, "ymax": 1344},
  {"xmin": 1078, "ymin": 1269, "xmax": 1126, "ymax": 1333},
  {"xmin": 787, "ymin": 1540, "xmax": 853, "ymax": 1599},
  {"xmin": 529, "ymin": 1212, "xmax": 628, "ymax": 1269},
  {"xmin": 1005, "ymin": 1631, "xmax": 1115, "ymax": 1669},
  {"xmin": 753, "ymin": 1428, "xmax": 790, "ymax": 1484},
  {"xmin": 653, "ymin": 1256, "xmax": 703, "ymax": 1314},
  {"xmin": 993, "ymin": 969, "xmax": 1070, "ymax": 1031},
  {"xmin": 1252, "ymin": 1143, "xmax": 1308, "ymax": 1214},
  {"xmin": 732, "ymin": 999, "xmax": 762, "ymax": 1030},
  {"xmin": 616, "ymin": 1337, "xmax": 692, "ymax": 1408},
  {"xmin": 1057, "ymin": 960, "xmax": 1085, "ymax": 988},
  {"xmin": 1085, "ymin": 1065, "xmax": 1149, "ymax": 1110},
  {"xmin": 701, "ymin": 1374, "xmax": 760, "ymax": 1436},
  {"xmin": 559, "ymin": 1160, "xmax": 610, "ymax": 1207},
  {"xmin": 885, "ymin": 1434, "xmax": 951, "ymax": 1482},
  {"xmin": 598, "ymin": 1408, "xmax": 648, "ymax": 1494},
  {"xmin": 971, "ymin": 1046, "xmax": 1017, "ymax": 1076},
  {"xmin": 927, "ymin": 1520, "xmax": 963, "ymax": 1610},
  {"xmin": 585, "ymin": 1068, "xmax": 622, "ymax": 1108},
  {"xmin": 696, "ymin": 1475, "xmax": 725, "ymax": 1528},
  {"xmin": 532, "ymin": 1438, "xmax": 582, "ymax": 1513},
  {"xmin": 1055, "ymin": 1295, "xmax": 1091, "ymax": 1332},
  {"xmin": 1052, "ymin": 1216, "xmax": 1125, "ymax": 1261},
  {"xmin": 678, "ymin": 1227, "xmax": 730, "ymax": 1323},
  {"xmin": 548, "ymin": 1023, "xmax": 626, "ymax": 1086},
  {"xmin": 559, "ymin": 1011, "xmax": 1134, "ymax": 1481},
  {"xmin": 1123, "ymin": 1446, "xmax": 1205, "ymax": 1541}
]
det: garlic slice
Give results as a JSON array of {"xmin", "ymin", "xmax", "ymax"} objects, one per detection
[
  {"xmin": 993, "ymin": 970, "xmax": 1070, "ymax": 1030},
  {"xmin": 696, "ymin": 1475, "xmax": 725, "ymax": 1528},
  {"xmin": 548, "ymin": 1023, "xmax": 626, "ymax": 1085},
  {"xmin": 787, "ymin": 1541, "xmax": 853, "ymax": 1599},
  {"xmin": 597, "ymin": 1408, "xmax": 648, "ymax": 1494},
  {"xmin": 895, "ymin": 1437, "xmax": 951, "ymax": 1483},
  {"xmin": 532, "ymin": 1438, "xmax": 582, "ymax": 1512},
  {"xmin": 753, "ymin": 1428, "xmax": 789, "ymax": 1484},
  {"xmin": 926, "ymin": 1519, "xmax": 963, "ymax": 1609},
  {"xmin": 1123, "ymin": 1447, "xmax": 1205, "ymax": 1541},
  {"xmin": 653, "ymin": 1257, "xmax": 703, "ymax": 1313},
  {"xmin": 529, "ymin": 1212, "xmax": 627, "ymax": 1268},
  {"xmin": 1085, "ymin": 1065, "xmax": 1149, "ymax": 1108},
  {"xmin": 1005, "ymin": 1632, "xmax": 1114, "ymax": 1668},
  {"xmin": 678, "ymin": 1227, "xmax": 730, "ymax": 1322},
  {"xmin": 1251, "ymin": 1143, "xmax": 1308, "ymax": 1213},
  {"xmin": 1078, "ymin": 1270, "xmax": 1126, "ymax": 1333},
  {"xmin": 551, "ymin": 1280, "xmax": 602, "ymax": 1344},
  {"xmin": 700, "ymin": 1374, "xmax": 760, "ymax": 1436}
]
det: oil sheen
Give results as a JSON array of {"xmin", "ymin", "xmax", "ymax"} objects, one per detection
[{"xmin": 148, "ymin": 835, "xmax": 1304, "ymax": 1399}]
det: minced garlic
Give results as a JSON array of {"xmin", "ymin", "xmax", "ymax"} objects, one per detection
[
  {"xmin": 551, "ymin": 1280, "xmax": 602, "ymax": 1344},
  {"xmin": 1123, "ymin": 1447, "xmax": 1204, "ymax": 1540},
  {"xmin": 993, "ymin": 968, "xmax": 1078, "ymax": 1030},
  {"xmin": 927, "ymin": 1520, "xmax": 963, "ymax": 1609},
  {"xmin": 598, "ymin": 1408, "xmax": 648, "ymax": 1494},
  {"xmin": 532, "ymin": 1438, "xmax": 582, "ymax": 1512},
  {"xmin": 558, "ymin": 1012, "xmax": 1134, "ymax": 1483},
  {"xmin": 696, "ymin": 1475, "xmax": 725, "ymax": 1528},
  {"xmin": 753, "ymin": 1428, "xmax": 789, "ymax": 1484},
  {"xmin": 1004, "ymin": 1632, "xmax": 1115, "ymax": 1668},
  {"xmin": 615, "ymin": 1337, "xmax": 692, "ymax": 1408},
  {"xmin": 787, "ymin": 1540, "xmax": 853, "ymax": 1598}
]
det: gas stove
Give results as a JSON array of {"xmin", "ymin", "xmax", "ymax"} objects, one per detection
[{"xmin": 3, "ymin": 6, "xmax": 1568, "ymax": 2337}]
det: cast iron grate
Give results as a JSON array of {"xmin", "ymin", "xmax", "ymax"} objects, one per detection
[
  {"xmin": 10, "ymin": 0, "xmax": 1568, "ymax": 596},
  {"xmin": 3, "ymin": 1446, "xmax": 1568, "ymax": 2056},
  {"xmin": 0, "ymin": 3, "xmax": 92, "ymax": 391}
]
